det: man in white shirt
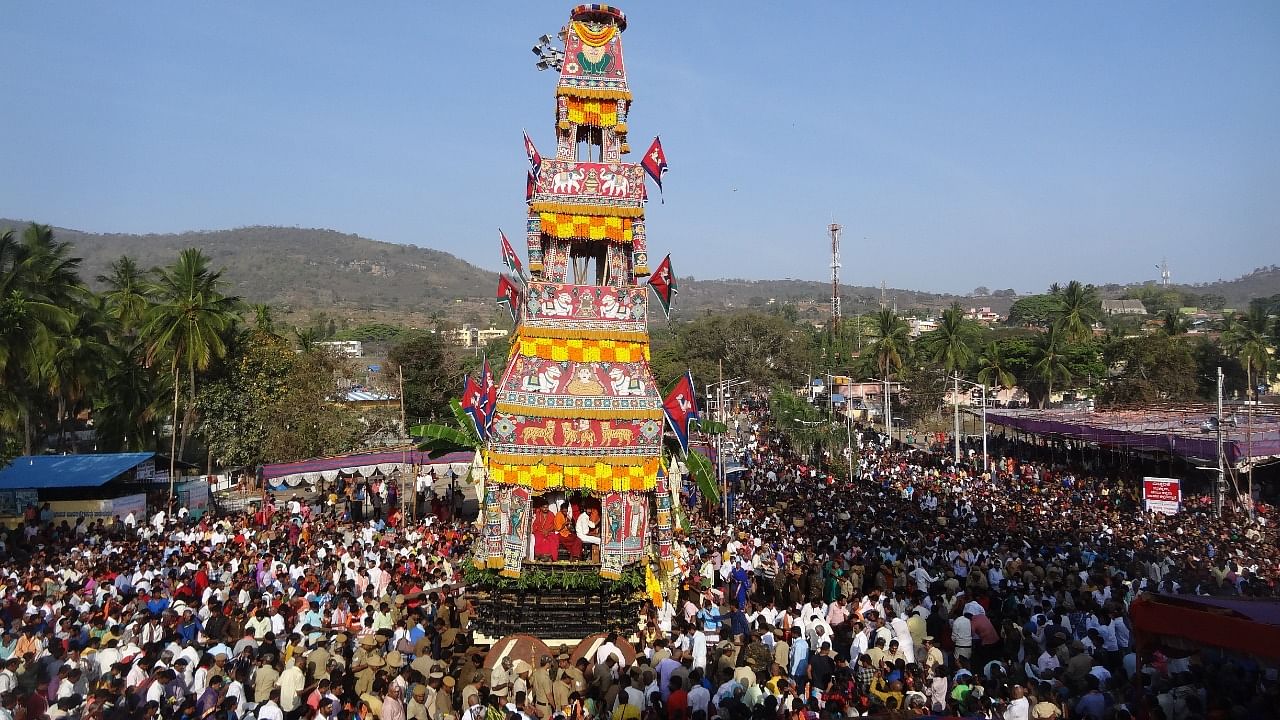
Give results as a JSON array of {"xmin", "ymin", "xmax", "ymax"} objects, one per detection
[
  {"xmin": 225, "ymin": 669, "xmax": 248, "ymax": 717},
  {"xmin": 575, "ymin": 511, "xmax": 601, "ymax": 557},
  {"xmin": 687, "ymin": 669, "xmax": 711, "ymax": 718},
  {"xmin": 595, "ymin": 633, "xmax": 625, "ymax": 667},
  {"xmin": 257, "ymin": 689, "xmax": 285, "ymax": 720},
  {"xmin": 277, "ymin": 658, "xmax": 306, "ymax": 715},
  {"xmin": 0, "ymin": 658, "xmax": 19, "ymax": 695},
  {"xmin": 952, "ymin": 613, "xmax": 973, "ymax": 663},
  {"xmin": 1003, "ymin": 684, "xmax": 1029, "ymax": 720}
]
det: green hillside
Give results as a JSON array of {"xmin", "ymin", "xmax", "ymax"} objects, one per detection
[{"xmin": 2, "ymin": 218, "xmax": 1275, "ymax": 322}]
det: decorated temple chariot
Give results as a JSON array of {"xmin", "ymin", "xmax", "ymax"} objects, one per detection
[{"xmin": 462, "ymin": 4, "xmax": 680, "ymax": 640}]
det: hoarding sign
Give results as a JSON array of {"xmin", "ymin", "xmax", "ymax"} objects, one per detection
[{"xmin": 1143, "ymin": 477, "xmax": 1181, "ymax": 515}]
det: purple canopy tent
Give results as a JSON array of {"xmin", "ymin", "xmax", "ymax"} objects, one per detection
[
  {"xmin": 985, "ymin": 408, "xmax": 1280, "ymax": 467},
  {"xmin": 260, "ymin": 450, "xmax": 475, "ymax": 488}
]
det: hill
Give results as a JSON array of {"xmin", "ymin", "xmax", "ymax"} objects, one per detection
[
  {"xmin": 1168, "ymin": 266, "xmax": 1280, "ymax": 308},
  {"xmin": 0, "ymin": 219, "xmax": 501, "ymax": 326},
  {"xmin": 2, "ymin": 218, "xmax": 1276, "ymax": 322},
  {"xmin": 675, "ymin": 278, "xmax": 994, "ymax": 321}
]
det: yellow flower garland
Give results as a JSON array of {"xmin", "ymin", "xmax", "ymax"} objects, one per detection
[{"xmin": 573, "ymin": 21, "xmax": 616, "ymax": 47}]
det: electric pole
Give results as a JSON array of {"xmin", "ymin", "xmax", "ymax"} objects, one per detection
[
  {"xmin": 1216, "ymin": 366, "xmax": 1225, "ymax": 517},
  {"xmin": 829, "ymin": 222, "xmax": 842, "ymax": 346}
]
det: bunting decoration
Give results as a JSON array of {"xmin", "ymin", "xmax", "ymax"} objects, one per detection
[
  {"xmin": 647, "ymin": 253, "xmax": 676, "ymax": 319},
  {"xmin": 654, "ymin": 466, "xmax": 674, "ymax": 572},
  {"xmin": 499, "ymin": 229, "xmax": 526, "ymax": 283},
  {"xmin": 641, "ymin": 136, "xmax": 668, "ymax": 202},
  {"xmin": 480, "ymin": 357, "xmax": 499, "ymax": 429},
  {"xmin": 662, "ymin": 371, "xmax": 699, "ymax": 454},
  {"xmin": 460, "ymin": 375, "xmax": 487, "ymax": 439},
  {"xmin": 522, "ymin": 131, "xmax": 542, "ymax": 177},
  {"xmin": 496, "ymin": 274, "xmax": 522, "ymax": 324}
]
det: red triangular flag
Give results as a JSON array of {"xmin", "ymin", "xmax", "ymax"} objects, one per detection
[
  {"xmin": 523, "ymin": 131, "xmax": 542, "ymax": 177},
  {"xmin": 647, "ymin": 254, "xmax": 677, "ymax": 319},
  {"xmin": 662, "ymin": 371, "xmax": 699, "ymax": 453},
  {"xmin": 499, "ymin": 229, "xmax": 525, "ymax": 282},
  {"xmin": 480, "ymin": 357, "xmax": 498, "ymax": 429},
  {"xmin": 642, "ymin": 136, "xmax": 668, "ymax": 202},
  {"xmin": 459, "ymin": 374, "xmax": 486, "ymax": 439},
  {"xmin": 496, "ymin": 274, "xmax": 521, "ymax": 323}
]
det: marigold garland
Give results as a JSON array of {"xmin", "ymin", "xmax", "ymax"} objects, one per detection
[
  {"xmin": 556, "ymin": 86, "xmax": 632, "ymax": 102},
  {"xmin": 573, "ymin": 21, "xmax": 616, "ymax": 47},
  {"xmin": 537, "ymin": 212, "xmax": 634, "ymax": 242},
  {"xmin": 517, "ymin": 325, "xmax": 649, "ymax": 343},
  {"xmin": 488, "ymin": 451, "xmax": 656, "ymax": 467},
  {"xmin": 516, "ymin": 335, "xmax": 650, "ymax": 363},
  {"xmin": 530, "ymin": 202, "xmax": 643, "ymax": 219},
  {"xmin": 486, "ymin": 457, "xmax": 659, "ymax": 493},
  {"xmin": 566, "ymin": 98, "xmax": 618, "ymax": 127}
]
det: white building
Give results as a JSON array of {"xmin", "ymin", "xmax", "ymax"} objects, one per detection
[
  {"xmin": 909, "ymin": 317, "xmax": 940, "ymax": 337},
  {"xmin": 448, "ymin": 326, "xmax": 510, "ymax": 348},
  {"xmin": 317, "ymin": 340, "xmax": 364, "ymax": 357}
]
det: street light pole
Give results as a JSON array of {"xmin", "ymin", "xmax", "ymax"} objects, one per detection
[
  {"xmin": 953, "ymin": 373, "xmax": 961, "ymax": 465},
  {"xmin": 1216, "ymin": 366, "xmax": 1225, "ymax": 518},
  {"xmin": 951, "ymin": 375, "xmax": 990, "ymax": 474},
  {"xmin": 884, "ymin": 378, "xmax": 892, "ymax": 443},
  {"xmin": 1246, "ymin": 399, "xmax": 1255, "ymax": 520},
  {"xmin": 981, "ymin": 384, "xmax": 988, "ymax": 474}
]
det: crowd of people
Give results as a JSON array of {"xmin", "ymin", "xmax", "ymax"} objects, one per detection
[
  {"xmin": 0, "ymin": 404, "xmax": 1277, "ymax": 720},
  {"xmin": 651, "ymin": 413, "xmax": 1278, "ymax": 720}
]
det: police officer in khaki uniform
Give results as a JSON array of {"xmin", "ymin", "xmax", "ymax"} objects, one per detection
[
  {"xmin": 436, "ymin": 675, "xmax": 457, "ymax": 719},
  {"xmin": 552, "ymin": 653, "xmax": 576, "ymax": 712},
  {"xmin": 355, "ymin": 653, "xmax": 383, "ymax": 698},
  {"xmin": 530, "ymin": 655, "xmax": 555, "ymax": 718},
  {"xmin": 306, "ymin": 637, "xmax": 331, "ymax": 682}
]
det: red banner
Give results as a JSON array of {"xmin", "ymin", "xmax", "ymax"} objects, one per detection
[{"xmin": 1142, "ymin": 477, "xmax": 1181, "ymax": 515}]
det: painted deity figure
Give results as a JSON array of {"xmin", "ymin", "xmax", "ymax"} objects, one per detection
[{"xmin": 565, "ymin": 364, "xmax": 605, "ymax": 396}]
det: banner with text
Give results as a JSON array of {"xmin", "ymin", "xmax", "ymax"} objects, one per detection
[{"xmin": 1142, "ymin": 477, "xmax": 1181, "ymax": 515}]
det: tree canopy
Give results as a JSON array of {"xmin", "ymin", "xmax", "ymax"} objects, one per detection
[{"xmin": 386, "ymin": 331, "xmax": 459, "ymax": 423}]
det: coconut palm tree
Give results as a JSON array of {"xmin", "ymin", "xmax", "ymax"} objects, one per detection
[
  {"xmin": 41, "ymin": 299, "xmax": 111, "ymax": 451},
  {"xmin": 1160, "ymin": 310, "xmax": 1188, "ymax": 336},
  {"xmin": 97, "ymin": 256, "xmax": 152, "ymax": 337},
  {"xmin": 252, "ymin": 303, "xmax": 279, "ymax": 336},
  {"xmin": 867, "ymin": 308, "xmax": 911, "ymax": 379},
  {"xmin": 977, "ymin": 342, "xmax": 1016, "ymax": 390},
  {"xmin": 0, "ymin": 225, "xmax": 80, "ymax": 453},
  {"xmin": 1033, "ymin": 326, "xmax": 1073, "ymax": 408},
  {"xmin": 295, "ymin": 326, "xmax": 320, "ymax": 352},
  {"xmin": 94, "ymin": 338, "xmax": 168, "ymax": 452},
  {"xmin": 141, "ymin": 249, "xmax": 241, "ymax": 500},
  {"xmin": 920, "ymin": 303, "xmax": 977, "ymax": 375},
  {"xmin": 1053, "ymin": 280, "xmax": 1099, "ymax": 343},
  {"xmin": 1225, "ymin": 308, "xmax": 1272, "ymax": 399}
]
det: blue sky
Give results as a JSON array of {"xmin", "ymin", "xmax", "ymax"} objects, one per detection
[{"xmin": 2, "ymin": 1, "xmax": 1277, "ymax": 294}]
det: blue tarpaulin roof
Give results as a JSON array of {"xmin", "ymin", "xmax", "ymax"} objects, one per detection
[{"xmin": 0, "ymin": 453, "xmax": 155, "ymax": 490}]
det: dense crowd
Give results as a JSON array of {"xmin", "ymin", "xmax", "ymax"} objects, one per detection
[
  {"xmin": 0, "ymin": 493, "xmax": 476, "ymax": 720},
  {"xmin": 655, "ymin": 413, "xmax": 1279, "ymax": 720},
  {"xmin": 0, "ymin": 407, "xmax": 1277, "ymax": 720}
]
